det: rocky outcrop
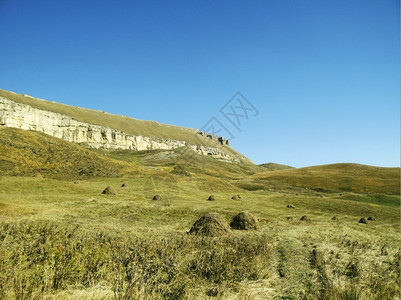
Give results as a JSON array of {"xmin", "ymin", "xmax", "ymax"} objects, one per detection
[
  {"xmin": 0, "ymin": 97, "xmax": 242, "ymax": 163},
  {"xmin": 197, "ymin": 131, "xmax": 230, "ymax": 146}
]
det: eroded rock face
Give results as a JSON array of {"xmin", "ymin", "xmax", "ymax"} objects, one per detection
[
  {"xmin": 0, "ymin": 97, "xmax": 241, "ymax": 162},
  {"xmin": 197, "ymin": 131, "xmax": 230, "ymax": 146}
]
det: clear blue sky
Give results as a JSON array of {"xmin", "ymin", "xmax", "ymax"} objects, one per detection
[{"xmin": 0, "ymin": 0, "xmax": 399, "ymax": 167}]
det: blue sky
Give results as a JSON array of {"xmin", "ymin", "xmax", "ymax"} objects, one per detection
[{"xmin": 0, "ymin": 0, "xmax": 399, "ymax": 167}]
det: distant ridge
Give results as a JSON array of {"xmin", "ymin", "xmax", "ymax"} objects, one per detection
[
  {"xmin": 259, "ymin": 162, "xmax": 294, "ymax": 171},
  {"xmin": 251, "ymin": 163, "xmax": 400, "ymax": 195}
]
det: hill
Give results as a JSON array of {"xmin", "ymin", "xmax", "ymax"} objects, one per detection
[
  {"xmin": 249, "ymin": 163, "xmax": 400, "ymax": 195},
  {"xmin": 259, "ymin": 162, "xmax": 294, "ymax": 171},
  {"xmin": 0, "ymin": 127, "xmax": 135, "ymax": 179},
  {"xmin": 0, "ymin": 89, "xmax": 244, "ymax": 161}
]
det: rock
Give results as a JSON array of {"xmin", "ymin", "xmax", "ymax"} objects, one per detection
[
  {"xmin": 207, "ymin": 195, "xmax": 216, "ymax": 201},
  {"xmin": 286, "ymin": 204, "xmax": 295, "ymax": 209},
  {"xmin": 286, "ymin": 216, "xmax": 294, "ymax": 221},
  {"xmin": 358, "ymin": 218, "xmax": 367, "ymax": 224},
  {"xmin": 189, "ymin": 212, "xmax": 231, "ymax": 237},
  {"xmin": 198, "ymin": 131, "xmax": 230, "ymax": 146},
  {"xmin": 230, "ymin": 212, "xmax": 260, "ymax": 230},
  {"xmin": 121, "ymin": 183, "xmax": 127, "ymax": 187},
  {"xmin": 102, "ymin": 186, "xmax": 116, "ymax": 195},
  {"xmin": 231, "ymin": 195, "xmax": 241, "ymax": 200},
  {"xmin": 367, "ymin": 217, "xmax": 376, "ymax": 221},
  {"xmin": 331, "ymin": 216, "xmax": 338, "ymax": 221}
]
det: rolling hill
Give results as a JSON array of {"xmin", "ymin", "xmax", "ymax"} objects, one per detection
[{"xmin": 248, "ymin": 163, "xmax": 400, "ymax": 195}]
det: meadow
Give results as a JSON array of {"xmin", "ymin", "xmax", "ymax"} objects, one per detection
[
  {"xmin": 0, "ymin": 127, "xmax": 399, "ymax": 299},
  {"xmin": 0, "ymin": 173, "xmax": 399, "ymax": 299}
]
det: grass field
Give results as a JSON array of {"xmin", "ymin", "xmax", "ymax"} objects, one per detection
[{"xmin": 0, "ymin": 127, "xmax": 399, "ymax": 299}]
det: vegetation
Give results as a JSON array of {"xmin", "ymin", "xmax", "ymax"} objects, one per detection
[
  {"xmin": 0, "ymin": 109, "xmax": 399, "ymax": 298},
  {"xmin": 248, "ymin": 163, "xmax": 400, "ymax": 195}
]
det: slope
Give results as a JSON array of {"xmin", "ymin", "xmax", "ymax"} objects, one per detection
[
  {"xmin": 0, "ymin": 89, "xmax": 243, "ymax": 158},
  {"xmin": 0, "ymin": 127, "xmax": 135, "ymax": 179},
  {"xmin": 248, "ymin": 163, "xmax": 400, "ymax": 194}
]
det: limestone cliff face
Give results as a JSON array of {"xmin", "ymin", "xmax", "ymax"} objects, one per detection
[{"xmin": 0, "ymin": 97, "xmax": 242, "ymax": 162}]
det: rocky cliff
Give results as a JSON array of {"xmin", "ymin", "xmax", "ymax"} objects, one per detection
[{"xmin": 0, "ymin": 96, "xmax": 243, "ymax": 163}]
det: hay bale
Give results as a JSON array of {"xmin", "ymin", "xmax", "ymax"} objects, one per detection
[
  {"xmin": 286, "ymin": 204, "xmax": 295, "ymax": 209},
  {"xmin": 231, "ymin": 194, "xmax": 241, "ymax": 200},
  {"xmin": 152, "ymin": 194, "xmax": 162, "ymax": 201},
  {"xmin": 102, "ymin": 186, "xmax": 116, "ymax": 195},
  {"xmin": 358, "ymin": 218, "xmax": 367, "ymax": 224},
  {"xmin": 189, "ymin": 212, "xmax": 231, "ymax": 237},
  {"xmin": 206, "ymin": 286, "xmax": 219, "ymax": 297},
  {"xmin": 367, "ymin": 216, "xmax": 376, "ymax": 221},
  {"xmin": 207, "ymin": 195, "xmax": 216, "ymax": 201},
  {"xmin": 230, "ymin": 212, "xmax": 260, "ymax": 230},
  {"xmin": 300, "ymin": 215, "xmax": 311, "ymax": 222}
]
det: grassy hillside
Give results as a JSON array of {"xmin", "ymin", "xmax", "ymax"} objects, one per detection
[
  {"xmin": 0, "ymin": 127, "xmax": 136, "ymax": 179},
  {"xmin": 96, "ymin": 147, "xmax": 266, "ymax": 179},
  {"xmin": 248, "ymin": 163, "xmax": 400, "ymax": 195},
  {"xmin": 0, "ymin": 89, "xmax": 242, "ymax": 158},
  {"xmin": 259, "ymin": 162, "xmax": 294, "ymax": 171}
]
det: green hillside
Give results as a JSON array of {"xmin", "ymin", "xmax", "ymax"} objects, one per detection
[
  {"xmin": 0, "ymin": 127, "xmax": 135, "ymax": 179},
  {"xmin": 249, "ymin": 163, "xmax": 400, "ymax": 195},
  {"xmin": 259, "ymin": 162, "xmax": 294, "ymax": 171}
]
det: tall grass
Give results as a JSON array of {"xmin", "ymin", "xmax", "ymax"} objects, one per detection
[{"xmin": 0, "ymin": 220, "xmax": 399, "ymax": 299}]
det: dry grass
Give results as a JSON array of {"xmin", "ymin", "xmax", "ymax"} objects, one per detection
[
  {"xmin": 249, "ymin": 163, "xmax": 400, "ymax": 194},
  {"xmin": 0, "ymin": 123, "xmax": 399, "ymax": 299},
  {"xmin": 0, "ymin": 173, "xmax": 399, "ymax": 299}
]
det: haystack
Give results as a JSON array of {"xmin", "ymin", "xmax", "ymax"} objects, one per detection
[
  {"xmin": 359, "ymin": 218, "xmax": 367, "ymax": 224},
  {"xmin": 102, "ymin": 186, "xmax": 116, "ymax": 195},
  {"xmin": 300, "ymin": 215, "xmax": 311, "ymax": 222},
  {"xmin": 189, "ymin": 212, "xmax": 231, "ymax": 237},
  {"xmin": 153, "ymin": 194, "xmax": 163, "ymax": 201},
  {"xmin": 207, "ymin": 195, "xmax": 216, "ymax": 201},
  {"xmin": 230, "ymin": 212, "xmax": 260, "ymax": 230}
]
